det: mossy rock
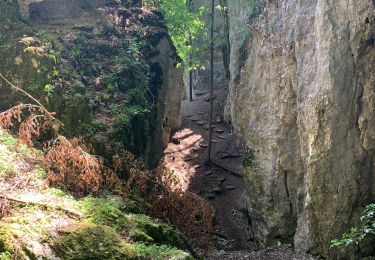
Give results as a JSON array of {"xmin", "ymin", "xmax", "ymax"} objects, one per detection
[
  {"xmin": 53, "ymin": 222, "xmax": 139, "ymax": 260},
  {"xmin": 134, "ymin": 244, "xmax": 193, "ymax": 260},
  {"xmin": 129, "ymin": 229, "xmax": 154, "ymax": 243},
  {"xmin": 131, "ymin": 215, "xmax": 180, "ymax": 246}
]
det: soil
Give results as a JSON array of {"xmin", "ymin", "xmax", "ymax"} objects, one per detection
[{"xmin": 163, "ymin": 85, "xmax": 316, "ymax": 259}]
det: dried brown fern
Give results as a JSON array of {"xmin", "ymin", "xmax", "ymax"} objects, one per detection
[{"xmin": 44, "ymin": 136, "xmax": 103, "ymax": 195}]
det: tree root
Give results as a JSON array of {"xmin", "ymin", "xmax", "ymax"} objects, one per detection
[{"xmin": 0, "ymin": 195, "xmax": 81, "ymax": 219}]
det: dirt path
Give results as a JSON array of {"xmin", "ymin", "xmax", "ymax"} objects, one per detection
[{"xmin": 163, "ymin": 86, "xmax": 255, "ymax": 252}]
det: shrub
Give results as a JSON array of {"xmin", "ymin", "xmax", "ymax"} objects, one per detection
[{"xmin": 331, "ymin": 204, "xmax": 375, "ymax": 251}]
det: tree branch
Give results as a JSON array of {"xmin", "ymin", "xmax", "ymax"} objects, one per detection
[{"xmin": 0, "ymin": 73, "xmax": 64, "ymax": 127}]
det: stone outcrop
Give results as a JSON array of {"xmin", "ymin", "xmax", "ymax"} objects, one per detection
[
  {"xmin": 0, "ymin": 0, "xmax": 183, "ymax": 169},
  {"xmin": 226, "ymin": 0, "xmax": 375, "ymax": 258}
]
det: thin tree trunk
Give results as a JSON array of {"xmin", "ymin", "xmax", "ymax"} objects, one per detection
[
  {"xmin": 207, "ymin": 0, "xmax": 214, "ymax": 162},
  {"xmin": 188, "ymin": 0, "xmax": 193, "ymax": 101},
  {"xmin": 189, "ymin": 64, "xmax": 193, "ymax": 101}
]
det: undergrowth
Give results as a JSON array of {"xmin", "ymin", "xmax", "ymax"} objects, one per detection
[
  {"xmin": 0, "ymin": 71, "xmax": 213, "ymax": 257},
  {"xmin": 331, "ymin": 204, "xmax": 375, "ymax": 254}
]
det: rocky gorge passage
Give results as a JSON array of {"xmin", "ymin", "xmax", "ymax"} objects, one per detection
[
  {"xmin": 163, "ymin": 49, "xmax": 315, "ymax": 258},
  {"xmin": 1, "ymin": 0, "xmax": 375, "ymax": 259},
  {"xmin": 164, "ymin": 0, "xmax": 375, "ymax": 258}
]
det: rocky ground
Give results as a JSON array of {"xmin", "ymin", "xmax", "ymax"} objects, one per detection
[{"xmin": 207, "ymin": 245, "xmax": 316, "ymax": 260}]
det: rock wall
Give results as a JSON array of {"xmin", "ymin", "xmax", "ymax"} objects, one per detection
[
  {"xmin": 227, "ymin": 0, "xmax": 375, "ymax": 258},
  {"xmin": 224, "ymin": 0, "xmax": 256, "ymax": 122},
  {"xmin": 0, "ymin": 0, "xmax": 183, "ymax": 169}
]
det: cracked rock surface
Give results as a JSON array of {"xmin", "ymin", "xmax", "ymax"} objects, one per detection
[{"xmin": 226, "ymin": 0, "xmax": 375, "ymax": 258}]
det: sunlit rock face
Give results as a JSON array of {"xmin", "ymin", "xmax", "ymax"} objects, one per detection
[
  {"xmin": 1, "ymin": 1, "xmax": 183, "ymax": 169},
  {"xmin": 227, "ymin": 0, "xmax": 375, "ymax": 258}
]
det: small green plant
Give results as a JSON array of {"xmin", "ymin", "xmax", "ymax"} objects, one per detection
[
  {"xmin": 52, "ymin": 66, "xmax": 59, "ymax": 77},
  {"xmin": 72, "ymin": 45, "xmax": 83, "ymax": 59},
  {"xmin": 0, "ymin": 252, "xmax": 13, "ymax": 260},
  {"xmin": 331, "ymin": 204, "xmax": 375, "ymax": 250},
  {"xmin": 44, "ymin": 84, "xmax": 55, "ymax": 96},
  {"xmin": 32, "ymin": 167, "xmax": 48, "ymax": 179},
  {"xmin": 106, "ymin": 82, "xmax": 117, "ymax": 92}
]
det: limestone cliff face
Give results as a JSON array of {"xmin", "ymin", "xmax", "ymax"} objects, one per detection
[
  {"xmin": 227, "ymin": 0, "xmax": 375, "ymax": 257},
  {"xmin": 0, "ymin": 0, "xmax": 183, "ymax": 168}
]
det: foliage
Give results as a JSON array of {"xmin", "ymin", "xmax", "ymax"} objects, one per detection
[
  {"xmin": 155, "ymin": 0, "xmax": 208, "ymax": 70},
  {"xmin": 44, "ymin": 84, "xmax": 55, "ymax": 96},
  {"xmin": 0, "ymin": 252, "xmax": 12, "ymax": 260},
  {"xmin": 0, "ymin": 71, "xmax": 210, "ymax": 254},
  {"xmin": 44, "ymin": 136, "xmax": 104, "ymax": 195},
  {"xmin": 35, "ymin": 10, "xmax": 157, "ymax": 162},
  {"xmin": 331, "ymin": 204, "xmax": 375, "ymax": 250},
  {"xmin": 0, "ymin": 103, "xmax": 57, "ymax": 147}
]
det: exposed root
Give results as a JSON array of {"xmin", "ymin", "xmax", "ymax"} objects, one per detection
[{"xmin": 0, "ymin": 195, "xmax": 81, "ymax": 219}]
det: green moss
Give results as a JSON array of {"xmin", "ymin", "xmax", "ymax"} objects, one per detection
[
  {"xmin": 0, "ymin": 225, "xmax": 13, "ymax": 253},
  {"xmin": 129, "ymin": 214, "xmax": 180, "ymax": 246},
  {"xmin": 0, "ymin": 252, "xmax": 13, "ymax": 260},
  {"xmin": 129, "ymin": 229, "xmax": 154, "ymax": 243},
  {"xmin": 43, "ymin": 187, "xmax": 71, "ymax": 198},
  {"xmin": 135, "ymin": 244, "xmax": 193, "ymax": 260},
  {"xmin": 32, "ymin": 167, "xmax": 48, "ymax": 179},
  {"xmin": 81, "ymin": 196, "xmax": 133, "ymax": 231},
  {"xmin": 0, "ymin": 130, "xmax": 43, "ymax": 179},
  {"xmin": 53, "ymin": 222, "xmax": 138, "ymax": 260},
  {"xmin": 0, "ymin": 130, "xmax": 34, "ymax": 157},
  {"xmin": 0, "ymin": 154, "xmax": 14, "ymax": 178},
  {"xmin": 0, "ymin": 132, "xmax": 17, "ymax": 177},
  {"xmin": 0, "ymin": 132, "xmax": 18, "ymax": 148},
  {"xmin": 80, "ymin": 197, "xmax": 181, "ymax": 246}
]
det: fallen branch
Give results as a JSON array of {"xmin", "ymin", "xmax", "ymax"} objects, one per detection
[{"xmin": 0, "ymin": 195, "xmax": 81, "ymax": 219}]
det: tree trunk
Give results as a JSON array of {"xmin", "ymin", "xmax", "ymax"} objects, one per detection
[{"xmin": 207, "ymin": 0, "xmax": 214, "ymax": 162}]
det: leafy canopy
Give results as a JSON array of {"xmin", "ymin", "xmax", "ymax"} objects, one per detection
[{"xmin": 154, "ymin": 0, "xmax": 208, "ymax": 70}]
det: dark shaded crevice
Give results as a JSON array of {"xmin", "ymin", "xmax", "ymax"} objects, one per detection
[{"xmin": 284, "ymin": 171, "xmax": 293, "ymax": 217}]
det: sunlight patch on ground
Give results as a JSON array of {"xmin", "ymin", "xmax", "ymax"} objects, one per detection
[{"xmin": 163, "ymin": 127, "xmax": 204, "ymax": 191}]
